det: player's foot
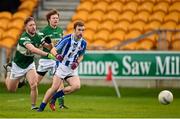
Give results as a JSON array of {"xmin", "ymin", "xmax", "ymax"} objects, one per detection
[
  {"xmin": 58, "ymin": 96, "xmax": 68, "ymax": 109},
  {"xmin": 59, "ymin": 104, "xmax": 69, "ymax": 109},
  {"xmin": 18, "ymin": 79, "xmax": 27, "ymax": 88},
  {"xmin": 31, "ymin": 106, "xmax": 39, "ymax": 110},
  {"xmin": 3, "ymin": 62, "xmax": 12, "ymax": 71},
  {"xmin": 49, "ymin": 103, "xmax": 56, "ymax": 111},
  {"xmin": 3, "ymin": 62, "xmax": 12, "ymax": 78},
  {"xmin": 37, "ymin": 108, "xmax": 43, "ymax": 112}
]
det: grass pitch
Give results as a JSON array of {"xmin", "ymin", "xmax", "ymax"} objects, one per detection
[{"xmin": 0, "ymin": 83, "xmax": 180, "ymax": 118}]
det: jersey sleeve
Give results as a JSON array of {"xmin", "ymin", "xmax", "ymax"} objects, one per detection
[
  {"xmin": 55, "ymin": 37, "xmax": 68, "ymax": 50},
  {"xmin": 19, "ymin": 37, "xmax": 32, "ymax": 47},
  {"xmin": 37, "ymin": 31, "xmax": 45, "ymax": 37},
  {"xmin": 60, "ymin": 28, "xmax": 64, "ymax": 38},
  {"xmin": 79, "ymin": 40, "xmax": 87, "ymax": 56},
  {"xmin": 38, "ymin": 35, "xmax": 44, "ymax": 47},
  {"xmin": 37, "ymin": 29, "xmax": 46, "ymax": 43}
]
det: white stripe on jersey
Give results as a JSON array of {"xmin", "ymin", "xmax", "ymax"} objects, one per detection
[{"xmin": 62, "ymin": 34, "xmax": 83, "ymax": 65}]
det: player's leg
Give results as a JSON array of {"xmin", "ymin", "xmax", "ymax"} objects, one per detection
[
  {"xmin": 63, "ymin": 76, "xmax": 81, "ymax": 94},
  {"xmin": 53, "ymin": 81, "xmax": 68, "ymax": 109},
  {"xmin": 49, "ymin": 64, "xmax": 80, "ymax": 109},
  {"xmin": 57, "ymin": 82, "xmax": 68, "ymax": 109},
  {"xmin": 62, "ymin": 65, "xmax": 80, "ymax": 94},
  {"xmin": 3, "ymin": 62, "xmax": 12, "ymax": 78},
  {"xmin": 17, "ymin": 77, "xmax": 27, "ymax": 88},
  {"xmin": 4, "ymin": 62, "xmax": 27, "ymax": 89},
  {"xmin": 5, "ymin": 76, "xmax": 20, "ymax": 92},
  {"xmin": 56, "ymin": 76, "xmax": 80, "ymax": 109},
  {"xmin": 38, "ymin": 75, "xmax": 62, "ymax": 112},
  {"xmin": 37, "ymin": 71, "xmax": 47, "ymax": 84},
  {"xmin": 5, "ymin": 70, "xmax": 11, "ymax": 90},
  {"xmin": 36, "ymin": 59, "xmax": 47, "ymax": 84},
  {"xmin": 49, "ymin": 60, "xmax": 67, "ymax": 109},
  {"xmin": 17, "ymin": 60, "xmax": 48, "ymax": 88},
  {"xmin": 49, "ymin": 76, "xmax": 80, "ymax": 110},
  {"xmin": 36, "ymin": 59, "xmax": 56, "ymax": 84},
  {"xmin": 26, "ymin": 69, "xmax": 38, "ymax": 110},
  {"xmin": 4, "ymin": 62, "xmax": 23, "ymax": 92},
  {"xmin": 48, "ymin": 63, "xmax": 79, "ymax": 111}
]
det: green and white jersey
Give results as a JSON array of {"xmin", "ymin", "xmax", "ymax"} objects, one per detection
[
  {"xmin": 13, "ymin": 32, "xmax": 43, "ymax": 69},
  {"xmin": 39, "ymin": 25, "xmax": 63, "ymax": 59}
]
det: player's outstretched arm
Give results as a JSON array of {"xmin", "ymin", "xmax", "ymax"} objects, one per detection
[
  {"xmin": 42, "ymin": 42, "xmax": 53, "ymax": 50},
  {"xmin": 50, "ymin": 47, "xmax": 57, "ymax": 56},
  {"xmin": 25, "ymin": 43, "xmax": 48, "ymax": 56}
]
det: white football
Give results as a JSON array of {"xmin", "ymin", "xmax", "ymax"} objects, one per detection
[{"xmin": 158, "ymin": 90, "xmax": 173, "ymax": 105}]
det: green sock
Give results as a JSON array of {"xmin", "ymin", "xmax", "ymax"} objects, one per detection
[{"xmin": 58, "ymin": 96, "xmax": 64, "ymax": 106}]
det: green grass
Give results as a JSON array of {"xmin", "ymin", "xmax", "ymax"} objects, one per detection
[{"xmin": 0, "ymin": 83, "xmax": 180, "ymax": 118}]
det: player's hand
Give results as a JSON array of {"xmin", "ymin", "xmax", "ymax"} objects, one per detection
[
  {"xmin": 56, "ymin": 54, "xmax": 63, "ymax": 62},
  {"xmin": 71, "ymin": 61, "xmax": 79, "ymax": 70},
  {"xmin": 47, "ymin": 53, "xmax": 56, "ymax": 60},
  {"xmin": 44, "ymin": 36, "xmax": 52, "ymax": 44}
]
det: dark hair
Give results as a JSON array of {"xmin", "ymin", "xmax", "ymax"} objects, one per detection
[
  {"xmin": 73, "ymin": 21, "xmax": 84, "ymax": 29},
  {"xmin": 46, "ymin": 9, "xmax": 60, "ymax": 22},
  {"xmin": 24, "ymin": 17, "xmax": 35, "ymax": 25}
]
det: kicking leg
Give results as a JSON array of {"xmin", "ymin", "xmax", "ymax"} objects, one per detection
[
  {"xmin": 38, "ymin": 75, "xmax": 62, "ymax": 112},
  {"xmin": 49, "ymin": 76, "xmax": 80, "ymax": 110},
  {"xmin": 63, "ymin": 76, "xmax": 81, "ymax": 94}
]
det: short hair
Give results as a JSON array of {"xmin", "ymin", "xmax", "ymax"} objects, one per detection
[
  {"xmin": 24, "ymin": 17, "xmax": 35, "ymax": 25},
  {"xmin": 46, "ymin": 9, "xmax": 60, "ymax": 22},
  {"xmin": 73, "ymin": 21, "xmax": 84, "ymax": 29}
]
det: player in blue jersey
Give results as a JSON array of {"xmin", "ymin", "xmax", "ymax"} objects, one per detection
[{"xmin": 37, "ymin": 21, "xmax": 87, "ymax": 112}]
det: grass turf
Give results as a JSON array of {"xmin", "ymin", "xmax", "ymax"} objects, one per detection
[{"xmin": 0, "ymin": 83, "xmax": 180, "ymax": 118}]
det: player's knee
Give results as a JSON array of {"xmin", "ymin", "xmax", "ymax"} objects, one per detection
[
  {"xmin": 7, "ymin": 87, "xmax": 17, "ymax": 92},
  {"xmin": 37, "ymin": 78, "xmax": 42, "ymax": 85},
  {"xmin": 6, "ymin": 83, "xmax": 17, "ymax": 92},
  {"xmin": 30, "ymin": 82, "xmax": 37, "ymax": 90},
  {"xmin": 73, "ymin": 84, "xmax": 81, "ymax": 91},
  {"xmin": 51, "ymin": 85, "xmax": 59, "ymax": 92}
]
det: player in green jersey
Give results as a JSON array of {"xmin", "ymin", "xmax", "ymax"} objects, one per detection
[
  {"xmin": 36, "ymin": 9, "xmax": 67, "ymax": 109},
  {"xmin": 37, "ymin": 9, "xmax": 68, "ymax": 109},
  {"xmin": 17, "ymin": 10, "xmax": 67, "ymax": 109},
  {"xmin": 37, "ymin": 9, "xmax": 63, "ymax": 83},
  {"xmin": 4, "ymin": 17, "xmax": 56, "ymax": 110}
]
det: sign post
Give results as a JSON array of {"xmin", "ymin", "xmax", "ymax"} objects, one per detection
[{"xmin": 106, "ymin": 66, "xmax": 121, "ymax": 98}]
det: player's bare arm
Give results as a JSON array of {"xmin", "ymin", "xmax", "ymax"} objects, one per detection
[
  {"xmin": 50, "ymin": 47, "xmax": 57, "ymax": 56},
  {"xmin": 77, "ymin": 55, "xmax": 84, "ymax": 63},
  {"xmin": 41, "ymin": 36, "xmax": 53, "ymax": 50},
  {"xmin": 25, "ymin": 43, "xmax": 48, "ymax": 56},
  {"xmin": 42, "ymin": 42, "xmax": 53, "ymax": 50}
]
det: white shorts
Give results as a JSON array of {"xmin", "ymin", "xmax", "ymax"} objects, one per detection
[
  {"xmin": 55, "ymin": 63, "xmax": 78, "ymax": 79},
  {"xmin": 10, "ymin": 62, "xmax": 36, "ymax": 80},
  {"xmin": 37, "ymin": 59, "xmax": 56, "ymax": 74}
]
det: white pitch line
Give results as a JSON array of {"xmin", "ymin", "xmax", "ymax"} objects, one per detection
[
  {"xmin": 7, "ymin": 98, "xmax": 25, "ymax": 103},
  {"xmin": 6, "ymin": 96, "xmax": 43, "ymax": 103}
]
